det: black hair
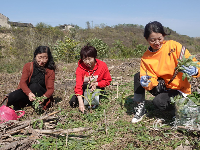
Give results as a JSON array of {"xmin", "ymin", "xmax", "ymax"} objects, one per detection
[
  {"xmin": 144, "ymin": 21, "xmax": 170, "ymax": 39},
  {"xmin": 33, "ymin": 46, "xmax": 56, "ymax": 71},
  {"xmin": 80, "ymin": 44, "xmax": 97, "ymax": 62}
]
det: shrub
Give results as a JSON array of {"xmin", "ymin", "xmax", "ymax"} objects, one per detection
[
  {"xmin": 52, "ymin": 36, "xmax": 80, "ymax": 63},
  {"xmin": 86, "ymin": 38, "xmax": 109, "ymax": 59},
  {"xmin": 133, "ymin": 44, "xmax": 147, "ymax": 57}
]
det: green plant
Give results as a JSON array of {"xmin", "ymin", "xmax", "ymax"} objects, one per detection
[
  {"xmin": 75, "ymin": 84, "xmax": 106, "ymax": 111},
  {"xmin": 112, "ymin": 40, "xmax": 129, "ymax": 58},
  {"xmin": 187, "ymin": 91, "xmax": 200, "ymax": 106},
  {"xmin": 86, "ymin": 38, "xmax": 109, "ymax": 59},
  {"xmin": 133, "ymin": 44, "xmax": 147, "ymax": 57},
  {"xmin": 32, "ymin": 95, "xmax": 47, "ymax": 115},
  {"xmin": 32, "ymin": 119, "xmax": 44, "ymax": 129},
  {"xmin": 52, "ymin": 36, "xmax": 80, "ymax": 63},
  {"xmin": 176, "ymin": 55, "xmax": 200, "ymax": 81}
]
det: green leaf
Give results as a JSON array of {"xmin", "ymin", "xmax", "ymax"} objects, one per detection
[{"xmin": 182, "ymin": 73, "xmax": 186, "ymax": 80}]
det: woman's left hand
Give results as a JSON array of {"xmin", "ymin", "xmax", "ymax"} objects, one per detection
[
  {"xmin": 90, "ymin": 82, "xmax": 98, "ymax": 91},
  {"xmin": 181, "ymin": 65, "xmax": 198, "ymax": 76}
]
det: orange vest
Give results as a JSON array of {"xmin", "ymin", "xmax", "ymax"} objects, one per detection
[{"xmin": 140, "ymin": 40, "xmax": 200, "ymax": 94}]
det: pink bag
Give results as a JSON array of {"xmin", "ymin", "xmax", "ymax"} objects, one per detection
[{"xmin": 0, "ymin": 105, "xmax": 25, "ymax": 123}]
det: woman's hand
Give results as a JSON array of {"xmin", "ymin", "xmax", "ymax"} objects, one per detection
[
  {"xmin": 28, "ymin": 92, "xmax": 36, "ymax": 101},
  {"xmin": 79, "ymin": 104, "xmax": 85, "ymax": 113},
  {"xmin": 181, "ymin": 65, "xmax": 198, "ymax": 76},
  {"xmin": 90, "ymin": 82, "xmax": 98, "ymax": 91},
  {"xmin": 77, "ymin": 95, "xmax": 85, "ymax": 113},
  {"xmin": 140, "ymin": 75, "xmax": 152, "ymax": 87}
]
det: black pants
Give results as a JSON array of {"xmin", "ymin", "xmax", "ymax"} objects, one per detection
[
  {"xmin": 7, "ymin": 83, "xmax": 46, "ymax": 110},
  {"xmin": 134, "ymin": 72, "xmax": 181, "ymax": 111}
]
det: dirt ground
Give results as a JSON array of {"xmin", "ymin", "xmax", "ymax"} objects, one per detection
[
  {"xmin": 1, "ymin": 55, "xmax": 200, "ymax": 117},
  {"xmin": 0, "ymin": 58, "xmax": 141, "ymax": 117},
  {"xmin": 1, "ymin": 55, "xmax": 200, "ymax": 116},
  {"xmin": 1, "ymin": 57, "xmax": 200, "ymax": 149}
]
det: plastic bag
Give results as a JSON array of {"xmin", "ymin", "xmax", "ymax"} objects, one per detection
[
  {"xmin": 175, "ymin": 97, "xmax": 200, "ymax": 130},
  {"xmin": 0, "ymin": 105, "xmax": 25, "ymax": 123}
]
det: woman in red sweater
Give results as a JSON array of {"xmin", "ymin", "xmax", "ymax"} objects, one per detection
[
  {"xmin": 69, "ymin": 45, "xmax": 112, "ymax": 113},
  {"xmin": 3, "ymin": 46, "xmax": 56, "ymax": 110}
]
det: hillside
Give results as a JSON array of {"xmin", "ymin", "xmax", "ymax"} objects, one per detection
[
  {"xmin": 75, "ymin": 24, "xmax": 200, "ymax": 53},
  {"xmin": 1, "ymin": 24, "xmax": 200, "ymax": 74}
]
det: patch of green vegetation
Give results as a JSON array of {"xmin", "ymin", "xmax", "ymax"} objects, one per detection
[{"xmin": 31, "ymin": 81, "xmax": 200, "ymax": 149}]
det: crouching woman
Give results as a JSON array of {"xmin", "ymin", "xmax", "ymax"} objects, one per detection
[
  {"xmin": 3, "ymin": 46, "xmax": 56, "ymax": 110},
  {"xmin": 69, "ymin": 44, "xmax": 112, "ymax": 113}
]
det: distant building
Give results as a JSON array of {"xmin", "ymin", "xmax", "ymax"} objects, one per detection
[
  {"xmin": 9, "ymin": 22, "xmax": 33, "ymax": 28},
  {"xmin": 59, "ymin": 24, "xmax": 74, "ymax": 31},
  {"xmin": 0, "ymin": 13, "xmax": 33, "ymax": 28},
  {"xmin": 0, "ymin": 13, "xmax": 11, "ymax": 28}
]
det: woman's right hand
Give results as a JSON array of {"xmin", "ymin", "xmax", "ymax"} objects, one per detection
[
  {"xmin": 77, "ymin": 95, "xmax": 85, "ymax": 113},
  {"xmin": 28, "ymin": 92, "xmax": 36, "ymax": 101},
  {"xmin": 79, "ymin": 104, "xmax": 85, "ymax": 113}
]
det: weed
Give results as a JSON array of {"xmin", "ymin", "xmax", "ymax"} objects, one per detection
[
  {"xmin": 176, "ymin": 55, "xmax": 200, "ymax": 81},
  {"xmin": 32, "ymin": 95, "xmax": 47, "ymax": 115},
  {"xmin": 73, "ymin": 82, "xmax": 107, "ymax": 112}
]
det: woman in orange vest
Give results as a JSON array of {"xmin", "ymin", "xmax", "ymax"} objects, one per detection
[{"xmin": 132, "ymin": 21, "xmax": 200, "ymax": 123}]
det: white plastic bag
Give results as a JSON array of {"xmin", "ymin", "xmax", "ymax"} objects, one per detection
[{"xmin": 175, "ymin": 97, "xmax": 200, "ymax": 130}]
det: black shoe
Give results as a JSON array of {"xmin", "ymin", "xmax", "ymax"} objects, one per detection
[{"xmin": 132, "ymin": 102, "xmax": 146, "ymax": 123}]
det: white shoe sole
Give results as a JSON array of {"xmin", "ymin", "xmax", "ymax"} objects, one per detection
[{"xmin": 131, "ymin": 115, "xmax": 145, "ymax": 123}]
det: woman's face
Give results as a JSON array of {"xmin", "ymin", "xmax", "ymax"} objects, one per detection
[
  {"xmin": 147, "ymin": 32, "xmax": 164, "ymax": 51},
  {"xmin": 82, "ymin": 56, "xmax": 95, "ymax": 69},
  {"xmin": 35, "ymin": 53, "xmax": 48, "ymax": 67}
]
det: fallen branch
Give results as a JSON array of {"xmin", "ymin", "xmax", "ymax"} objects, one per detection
[
  {"xmin": 33, "ymin": 127, "xmax": 92, "ymax": 135},
  {"xmin": 177, "ymin": 126, "xmax": 200, "ymax": 131},
  {"xmin": 0, "ymin": 138, "xmax": 35, "ymax": 150},
  {"xmin": 0, "ymin": 110, "xmax": 61, "ymax": 139}
]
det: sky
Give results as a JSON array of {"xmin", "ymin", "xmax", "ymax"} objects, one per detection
[{"xmin": 0, "ymin": 0, "xmax": 200, "ymax": 37}]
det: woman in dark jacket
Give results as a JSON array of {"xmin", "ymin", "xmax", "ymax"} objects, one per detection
[{"xmin": 2, "ymin": 46, "xmax": 56, "ymax": 110}]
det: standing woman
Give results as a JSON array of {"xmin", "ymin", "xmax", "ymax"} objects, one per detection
[
  {"xmin": 132, "ymin": 21, "xmax": 200, "ymax": 123},
  {"xmin": 69, "ymin": 44, "xmax": 112, "ymax": 113},
  {"xmin": 3, "ymin": 46, "xmax": 56, "ymax": 110}
]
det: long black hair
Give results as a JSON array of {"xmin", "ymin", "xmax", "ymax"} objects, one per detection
[
  {"xmin": 144, "ymin": 21, "xmax": 170, "ymax": 39},
  {"xmin": 33, "ymin": 46, "xmax": 56, "ymax": 72}
]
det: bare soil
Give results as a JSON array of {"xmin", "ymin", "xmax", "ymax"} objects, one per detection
[
  {"xmin": 1, "ymin": 55, "xmax": 200, "ymax": 118},
  {"xmin": 0, "ymin": 58, "xmax": 141, "ymax": 117},
  {"xmin": 1, "ymin": 56, "xmax": 200, "ymax": 149}
]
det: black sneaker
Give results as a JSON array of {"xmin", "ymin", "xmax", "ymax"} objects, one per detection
[{"xmin": 132, "ymin": 102, "xmax": 146, "ymax": 123}]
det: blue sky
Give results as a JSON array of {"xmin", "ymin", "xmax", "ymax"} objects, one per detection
[{"xmin": 1, "ymin": 0, "xmax": 200, "ymax": 37}]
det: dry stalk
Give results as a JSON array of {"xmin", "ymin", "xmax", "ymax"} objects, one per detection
[
  {"xmin": 66, "ymin": 131, "xmax": 68, "ymax": 147},
  {"xmin": 104, "ymin": 109, "xmax": 108, "ymax": 135},
  {"xmin": 117, "ymin": 84, "xmax": 119, "ymax": 99},
  {"xmin": 33, "ymin": 127, "xmax": 91, "ymax": 134}
]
